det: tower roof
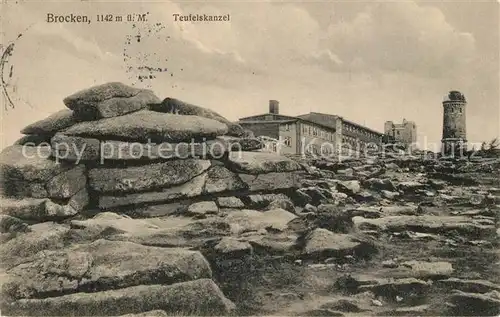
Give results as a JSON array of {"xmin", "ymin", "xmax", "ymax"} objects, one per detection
[{"xmin": 443, "ymin": 90, "xmax": 466, "ymax": 102}]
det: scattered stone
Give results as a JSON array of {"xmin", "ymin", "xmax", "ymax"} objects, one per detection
[
  {"xmin": 364, "ymin": 178, "xmax": 396, "ymax": 191},
  {"xmin": 224, "ymin": 208, "xmax": 297, "ymax": 234},
  {"xmin": 352, "ymin": 215, "xmax": 496, "ymax": 239},
  {"xmin": 401, "ymin": 260, "xmax": 454, "ymax": 279},
  {"xmin": 214, "ymin": 237, "xmax": 252, "ymax": 256},
  {"xmin": 187, "ymin": 201, "xmax": 219, "ymax": 216},
  {"xmin": 244, "ymin": 232, "xmax": 298, "ymax": 254},
  {"xmin": 382, "ymin": 259, "xmax": 399, "ymax": 268},
  {"xmin": 267, "ymin": 198, "xmax": 295, "ymax": 213},
  {"xmin": 358, "ymin": 278, "xmax": 431, "ymax": 299},
  {"xmin": 337, "ymin": 180, "xmax": 361, "ymax": 195},
  {"xmin": 304, "ymin": 204, "xmax": 318, "ymax": 213},
  {"xmin": 228, "ymin": 151, "xmax": 301, "ymax": 174},
  {"xmin": 381, "ymin": 190, "xmax": 399, "ymax": 200},
  {"xmin": 217, "ymin": 196, "xmax": 245, "ymax": 209},
  {"xmin": 302, "ymin": 228, "xmax": 376, "ymax": 261},
  {"xmin": 239, "ymin": 172, "xmax": 301, "ymax": 192},
  {"xmin": 398, "ymin": 181, "xmax": 426, "ymax": 192},
  {"xmin": 371, "ymin": 299, "xmax": 383, "ymax": 307},
  {"xmin": 320, "ymin": 298, "xmax": 368, "ymax": 313}
]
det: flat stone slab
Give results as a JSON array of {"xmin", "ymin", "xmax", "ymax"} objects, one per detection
[
  {"xmin": 89, "ymin": 160, "xmax": 211, "ymax": 193},
  {"xmin": 217, "ymin": 196, "xmax": 245, "ymax": 208},
  {"xmin": 64, "ymin": 82, "xmax": 142, "ymax": 108},
  {"xmin": 228, "ymin": 151, "xmax": 302, "ymax": 174},
  {"xmin": 62, "ymin": 110, "xmax": 228, "ymax": 143},
  {"xmin": 98, "ymin": 173, "xmax": 208, "ymax": 208},
  {"xmin": 21, "ymin": 109, "xmax": 78, "ymax": 135},
  {"xmin": 98, "ymin": 167, "xmax": 249, "ymax": 209},
  {"xmin": 1, "ymin": 197, "xmax": 81, "ymax": 221},
  {"xmin": 400, "ymin": 260, "xmax": 453, "ymax": 279},
  {"xmin": 150, "ymin": 97, "xmax": 244, "ymax": 137},
  {"xmin": 352, "ymin": 215, "xmax": 496, "ymax": 239},
  {"xmin": 70, "ymin": 212, "xmax": 232, "ymax": 248},
  {"xmin": 100, "ymin": 139, "xmax": 228, "ymax": 161},
  {"xmin": 4, "ymin": 278, "xmax": 235, "ymax": 316},
  {"xmin": 303, "ymin": 228, "xmax": 376, "ymax": 260},
  {"xmin": 357, "ymin": 277, "xmax": 431, "ymax": 298},
  {"xmin": 224, "ymin": 208, "xmax": 297, "ymax": 234},
  {"xmin": 2, "ymin": 239, "xmax": 212, "ymax": 300},
  {"xmin": 63, "ymin": 82, "xmax": 161, "ymax": 119}
]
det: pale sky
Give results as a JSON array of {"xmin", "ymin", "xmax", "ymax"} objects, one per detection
[{"xmin": 1, "ymin": 0, "xmax": 499, "ymax": 151}]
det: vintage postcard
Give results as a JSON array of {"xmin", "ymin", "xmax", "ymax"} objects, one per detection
[{"xmin": 0, "ymin": 0, "xmax": 499, "ymax": 316}]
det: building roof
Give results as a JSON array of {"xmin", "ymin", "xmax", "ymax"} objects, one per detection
[
  {"xmin": 238, "ymin": 113, "xmax": 336, "ymax": 132},
  {"xmin": 238, "ymin": 113, "xmax": 296, "ymax": 121},
  {"xmin": 299, "ymin": 112, "xmax": 384, "ymax": 136}
]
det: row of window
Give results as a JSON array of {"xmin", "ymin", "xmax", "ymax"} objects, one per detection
[
  {"xmin": 300, "ymin": 124, "xmax": 334, "ymax": 141},
  {"xmin": 343, "ymin": 124, "xmax": 379, "ymax": 139},
  {"xmin": 305, "ymin": 144, "xmax": 334, "ymax": 155},
  {"xmin": 447, "ymin": 107, "xmax": 463, "ymax": 114}
]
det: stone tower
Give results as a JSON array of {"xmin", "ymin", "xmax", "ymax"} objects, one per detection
[{"xmin": 442, "ymin": 90, "xmax": 467, "ymax": 156}]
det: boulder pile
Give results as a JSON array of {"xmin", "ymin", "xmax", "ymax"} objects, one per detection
[{"xmin": 0, "ymin": 82, "xmax": 305, "ymax": 316}]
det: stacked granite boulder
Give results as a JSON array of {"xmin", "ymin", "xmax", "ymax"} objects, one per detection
[{"xmin": 0, "ymin": 82, "xmax": 306, "ymax": 316}]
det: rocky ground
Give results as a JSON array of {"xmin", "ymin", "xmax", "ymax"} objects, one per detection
[
  {"xmin": 0, "ymin": 82, "xmax": 499, "ymax": 316},
  {"xmin": 2, "ymin": 151, "xmax": 499, "ymax": 316}
]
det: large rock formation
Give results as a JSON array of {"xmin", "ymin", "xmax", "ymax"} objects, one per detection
[{"xmin": 0, "ymin": 81, "xmax": 305, "ymax": 316}]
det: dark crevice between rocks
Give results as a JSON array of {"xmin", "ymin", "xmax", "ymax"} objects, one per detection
[{"xmin": 97, "ymin": 187, "xmax": 296, "ymax": 216}]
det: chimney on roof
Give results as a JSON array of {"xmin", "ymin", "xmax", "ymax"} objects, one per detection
[{"xmin": 269, "ymin": 100, "xmax": 279, "ymax": 114}]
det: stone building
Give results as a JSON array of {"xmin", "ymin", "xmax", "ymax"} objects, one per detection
[
  {"xmin": 238, "ymin": 100, "xmax": 384, "ymax": 156},
  {"xmin": 441, "ymin": 90, "xmax": 467, "ymax": 155},
  {"xmin": 237, "ymin": 101, "xmax": 337, "ymax": 155},
  {"xmin": 384, "ymin": 119, "xmax": 417, "ymax": 148}
]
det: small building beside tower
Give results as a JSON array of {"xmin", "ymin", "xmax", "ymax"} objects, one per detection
[{"xmin": 384, "ymin": 119, "xmax": 417, "ymax": 149}]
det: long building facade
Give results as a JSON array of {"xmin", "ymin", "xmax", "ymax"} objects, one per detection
[{"xmin": 238, "ymin": 100, "xmax": 384, "ymax": 156}]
